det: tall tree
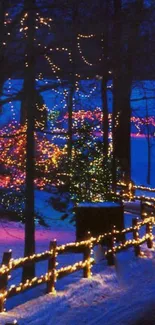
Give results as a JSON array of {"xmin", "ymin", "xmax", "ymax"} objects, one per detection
[
  {"xmin": 112, "ymin": 0, "xmax": 122, "ymax": 189},
  {"xmin": 0, "ymin": 0, "xmax": 6, "ymax": 112},
  {"xmin": 67, "ymin": 0, "xmax": 79, "ymax": 188},
  {"xmin": 22, "ymin": 0, "xmax": 36, "ymax": 281},
  {"xmin": 112, "ymin": 0, "xmax": 144, "ymax": 186},
  {"xmin": 100, "ymin": 0, "xmax": 109, "ymax": 158}
]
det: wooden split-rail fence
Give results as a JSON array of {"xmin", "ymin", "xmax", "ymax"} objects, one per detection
[
  {"xmin": 115, "ymin": 185, "xmax": 155, "ymax": 218},
  {"xmin": 3, "ymin": 183, "xmax": 155, "ymax": 325},
  {"xmin": 0, "ymin": 216, "xmax": 154, "ymax": 319}
]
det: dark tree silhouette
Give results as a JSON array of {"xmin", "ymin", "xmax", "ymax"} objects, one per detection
[
  {"xmin": 0, "ymin": 0, "xmax": 6, "ymax": 112},
  {"xmin": 112, "ymin": 0, "xmax": 144, "ymax": 185},
  {"xmin": 22, "ymin": 0, "xmax": 36, "ymax": 281}
]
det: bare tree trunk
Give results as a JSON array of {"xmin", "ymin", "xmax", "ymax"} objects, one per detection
[
  {"xmin": 112, "ymin": 0, "xmax": 122, "ymax": 190},
  {"xmin": 101, "ymin": 19, "xmax": 109, "ymax": 158},
  {"xmin": 67, "ymin": 3, "xmax": 78, "ymax": 171},
  {"xmin": 145, "ymin": 90, "xmax": 151, "ymax": 184},
  {"xmin": 101, "ymin": 78, "xmax": 109, "ymax": 157},
  {"xmin": 112, "ymin": 0, "xmax": 144, "ymax": 185},
  {"xmin": 147, "ymin": 136, "xmax": 151, "ymax": 185},
  {"xmin": 22, "ymin": 0, "xmax": 36, "ymax": 281},
  {"xmin": 68, "ymin": 83, "xmax": 74, "ymax": 162},
  {"xmin": 0, "ymin": 0, "xmax": 6, "ymax": 112},
  {"xmin": 21, "ymin": 84, "xmax": 47, "ymax": 129},
  {"xmin": 114, "ymin": 81, "xmax": 131, "ymax": 182},
  {"xmin": 101, "ymin": 23, "xmax": 109, "ymax": 194},
  {"xmin": 99, "ymin": 0, "xmax": 109, "ymax": 158}
]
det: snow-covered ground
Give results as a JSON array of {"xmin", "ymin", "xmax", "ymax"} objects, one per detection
[{"xmin": 0, "ymin": 208, "xmax": 155, "ymax": 325}]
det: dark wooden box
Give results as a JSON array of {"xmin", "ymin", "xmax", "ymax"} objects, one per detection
[{"xmin": 75, "ymin": 202, "xmax": 124, "ymax": 241}]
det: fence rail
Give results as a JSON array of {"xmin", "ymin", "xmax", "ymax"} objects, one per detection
[
  {"xmin": 114, "ymin": 188, "xmax": 155, "ymax": 219},
  {"xmin": 117, "ymin": 182, "xmax": 155, "ymax": 194},
  {"xmin": 0, "ymin": 216, "xmax": 154, "ymax": 314}
]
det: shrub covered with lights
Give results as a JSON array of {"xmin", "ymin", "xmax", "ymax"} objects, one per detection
[
  {"xmin": 0, "ymin": 123, "xmax": 67, "ymax": 189},
  {"xmin": 0, "ymin": 123, "xmax": 67, "ymax": 221},
  {"xmin": 56, "ymin": 121, "xmax": 114, "ymax": 206},
  {"xmin": 70, "ymin": 122, "xmax": 113, "ymax": 203}
]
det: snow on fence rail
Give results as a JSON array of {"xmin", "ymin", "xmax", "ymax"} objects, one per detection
[
  {"xmin": 117, "ymin": 182, "xmax": 155, "ymax": 193},
  {"xmin": 0, "ymin": 216, "xmax": 154, "ymax": 314},
  {"xmin": 114, "ymin": 189, "xmax": 155, "ymax": 218}
]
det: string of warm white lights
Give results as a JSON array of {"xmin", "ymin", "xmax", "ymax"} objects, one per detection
[
  {"xmin": 57, "ymin": 258, "xmax": 94, "ymax": 277},
  {"xmin": 40, "ymin": 44, "xmax": 73, "ymax": 63},
  {"xmin": 36, "ymin": 15, "xmax": 53, "ymax": 28},
  {"xmin": 78, "ymin": 33, "xmax": 95, "ymax": 39},
  {"xmin": 0, "ymin": 215, "xmax": 154, "ymax": 277},
  {"xmin": 77, "ymin": 35, "xmax": 94, "ymax": 66},
  {"xmin": 0, "ymin": 214, "xmax": 153, "ymax": 312},
  {"xmin": 105, "ymin": 234, "xmax": 154, "ymax": 256},
  {"xmin": 77, "ymin": 33, "xmax": 105, "ymax": 66},
  {"xmin": 118, "ymin": 181, "xmax": 155, "ymax": 193},
  {"xmin": 115, "ymin": 189, "xmax": 155, "ymax": 205},
  {"xmin": 44, "ymin": 54, "xmax": 61, "ymax": 79},
  {"xmin": 77, "ymin": 84, "xmax": 97, "ymax": 98}
]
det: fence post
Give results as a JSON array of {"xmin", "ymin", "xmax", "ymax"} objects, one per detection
[
  {"xmin": 140, "ymin": 197, "xmax": 145, "ymax": 219},
  {"xmin": 83, "ymin": 232, "xmax": 92, "ymax": 278},
  {"xmin": 106, "ymin": 225, "xmax": 116, "ymax": 266},
  {"xmin": 146, "ymin": 219, "xmax": 154, "ymax": 249},
  {"xmin": 0, "ymin": 250, "xmax": 12, "ymax": 312},
  {"xmin": 47, "ymin": 240, "xmax": 57, "ymax": 294},
  {"xmin": 132, "ymin": 218, "xmax": 141, "ymax": 256}
]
